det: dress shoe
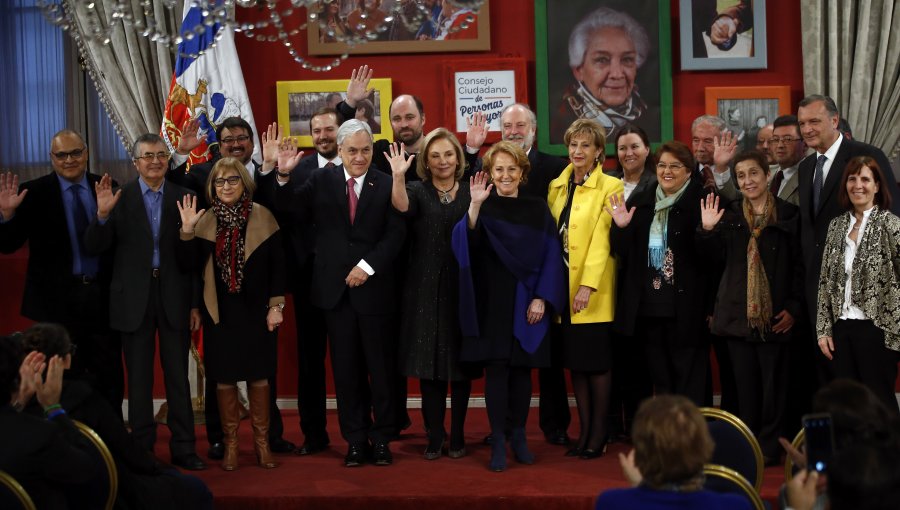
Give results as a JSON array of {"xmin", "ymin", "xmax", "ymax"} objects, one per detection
[
  {"xmin": 372, "ymin": 442, "xmax": 393, "ymax": 466},
  {"xmin": 489, "ymin": 433, "xmax": 507, "ymax": 472},
  {"xmin": 510, "ymin": 428, "xmax": 534, "ymax": 465},
  {"xmin": 565, "ymin": 446, "xmax": 584, "ymax": 457},
  {"xmin": 172, "ymin": 453, "xmax": 207, "ymax": 471},
  {"xmin": 294, "ymin": 441, "xmax": 329, "ymax": 456},
  {"xmin": 344, "ymin": 444, "xmax": 366, "ymax": 467},
  {"xmin": 544, "ymin": 429, "xmax": 571, "ymax": 446},
  {"xmin": 423, "ymin": 437, "xmax": 444, "ymax": 461},
  {"xmin": 207, "ymin": 442, "xmax": 225, "ymax": 460},
  {"xmin": 579, "ymin": 448, "xmax": 604, "ymax": 460},
  {"xmin": 269, "ymin": 438, "xmax": 296, "ymax": 454}
]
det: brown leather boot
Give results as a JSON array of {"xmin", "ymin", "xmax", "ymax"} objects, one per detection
[
  {"xmin": 217, "ymin": 386, "xmax": 241, "ymax": 471},
  {"xmin": 248, "ymin": 383, "xmax": 277, "ymax": 468}
]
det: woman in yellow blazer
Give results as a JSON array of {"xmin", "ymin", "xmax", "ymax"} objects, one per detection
[{"xmin": 547, "ymin": 118, "xmax": 624, "ymax": 459}]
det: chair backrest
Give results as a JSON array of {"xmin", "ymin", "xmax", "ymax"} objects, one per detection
[
  {"xmin": 0, "ymin": 470, "xmax": 37, "ymax": 510},
  {"xmin": 700, "ymin": 407, "xmax": 764, "ymax": 491},
  {"xmin": 784, "ymin": 428, "xmax": 805, "ymax": 483},
  {"xmin": 73, "ymin": 420, "xmax": 118, "ymax": 510},
  {"xmin": 703, "ymin": 463, "xmax": 765, "ymax": 510}
]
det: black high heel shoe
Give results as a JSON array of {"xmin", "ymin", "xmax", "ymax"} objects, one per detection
[
  {"xmin": 579, "ymin": 440, "xmax": 608, "ymax": 460},
  {"xmin": 565, "ymin": 446, "xmax": 584, "ymax": 457}
]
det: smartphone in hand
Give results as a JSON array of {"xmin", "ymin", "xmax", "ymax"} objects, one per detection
[{"xmin": 802, "ymin": 413, "xmax": 835, "ymax": 474}]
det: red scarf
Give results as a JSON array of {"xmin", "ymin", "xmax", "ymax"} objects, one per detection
[{"xmin": 213, "ymin": 193, "xmax": 251, "ymax": 293}]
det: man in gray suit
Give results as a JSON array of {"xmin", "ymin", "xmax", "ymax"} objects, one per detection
[
  {"xmin": 768, "ymin": 115, "xmax": 805, "ymax": 206},
  {"xmin": 85, "ymin": 133, "xmax": 206, "ymax": 470}
]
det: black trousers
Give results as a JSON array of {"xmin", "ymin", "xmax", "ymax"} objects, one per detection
[
  {"xmin": 727, "ymin": 338, "xmax": 789, "ymax": 459},
  {"xmin": 121, "ymin": 277, "xmax": 196, "ymax": 456},
  {"xmin": 609, "ymin": 331, "xmax": 652, "ymax": 437},
  {"xmin": 539, "ymin": 325, "xmax": 571, "ymax": 436},
  {"xmin": 831, "ymin": 319, "xmax": 900, "ymax": 416},
  {"xmin": 60, "ymin": 279, "xmax": 124, "ymax": 418},
  {"xmin": 203, "ymin": 375, "xmax": 285, "ymax": 444},
  {"xmin": 639, "ymin": 317, "xmax": 708, "ymax": 406},
  {"xmin": 325, "ymin": 294, "xmax": 397, "ymax": 445},
  {"xmin": 291, "ymin": 261, "xmax": 330, "ymax": 445}
]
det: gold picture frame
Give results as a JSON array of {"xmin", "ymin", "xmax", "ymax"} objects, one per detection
[{"xmin": 276, "ymin": 78, "xmax": 394, "ymax": 147}]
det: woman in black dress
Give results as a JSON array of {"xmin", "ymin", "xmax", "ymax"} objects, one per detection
[
  {"xmin": 177, "ymin": 157, "xmax": 286, "ymax": 471},
  {"xmin": 387, "ymin": 127, "xmax": 472, "ymax": 460},
  {"xmin": 452, "ymin": 141, "xmax": 566, "ymax": 472},
  {"xmin": 607, "ymin": 141, "xmax": 709, "ymax": 405}
]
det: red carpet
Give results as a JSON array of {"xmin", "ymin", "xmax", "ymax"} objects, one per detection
[{"xmin": 154, "ymin": 408, "xmax": 786, "ymax": 510}]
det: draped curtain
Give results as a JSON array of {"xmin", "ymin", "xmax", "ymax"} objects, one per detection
[
  {"xmin": 64, "ymin": 0, "xmax": 182, "ymax": 153},
  {"xmin": 800, "ymin": 0, "xmax": 900, "ymax": 161}
]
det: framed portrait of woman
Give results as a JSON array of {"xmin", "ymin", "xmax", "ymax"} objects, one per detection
[{"xmin": 535, "ymin": 0, "xmax": 674, "ymax": 156}]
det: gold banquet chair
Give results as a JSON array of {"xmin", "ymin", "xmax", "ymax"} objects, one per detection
[
  {"xmin": 703, "ymin": 464, "xmax": 766, "ymax": 510},
  {"xmin": 700, "ymin": 407, "xmax": 764, "ymax": 491},
  {"xmin": 0, "ymin": 470, "xmax": 36, "ymax": 510},
  {"xmin": 784, "ymin": 428, "xmax": 805, "ymax": 483},
  {"xmin": 74, "ymin": 420, "xmax": 118, "ymax": 510}
]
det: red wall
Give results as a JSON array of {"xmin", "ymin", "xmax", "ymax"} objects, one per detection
[{"xmin": 2, "ymin": 1, "xmax": 805, "ymax": 398}]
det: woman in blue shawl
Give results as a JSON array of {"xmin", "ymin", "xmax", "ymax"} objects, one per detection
[{"xmin": 452, "ymin": 141, "xmax": 566, "ymax": 472}]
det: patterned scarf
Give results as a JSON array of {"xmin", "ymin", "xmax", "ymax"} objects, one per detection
[
  {"xmin": 743, "ymin": 192, "xmax": 776, "ymax": 332},
  {"xmin": 649, "ymin": 179, "xmax": 690, "ymax": 270},
  {"xmin": 213, "ymin": 192, "xmax": 252, "ymax": 293}
]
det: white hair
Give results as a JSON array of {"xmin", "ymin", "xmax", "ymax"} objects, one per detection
[
  {"xmin": 337, "ymin": 119, "xmax": 373, "ymax": 145},
  {"xmin": 691, "ymin": 115, "xmax": 726, "ymax": 134},
  {"xmin": 500, "ymin": 103, "xmax": 537, "ymax": 127},
  {"xmin": 568, "ymin": 7, "xmax": 650, "ymax": 68}
]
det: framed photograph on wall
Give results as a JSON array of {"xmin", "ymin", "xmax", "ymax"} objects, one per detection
[
  {"xmin": 535, "ymin": 0, "xmax": 674, "ymax": 157},
  {"xmin": 441, "ymin": 58, "xmax": 528, "ymax": 143},
  {"xmin": 307, "ymin": 1, "xmax": 491, "ymax": 56},
  {"xmin": 276, "ymin": 78, "xmax": 393, "ymax": 147},
  {"xmin": 705, "ymin": 86, "xmax": 791, "ymax": 153},
  {"xmin": 680, "ymin": 0, "xmax": 767, "ymax": 71}
]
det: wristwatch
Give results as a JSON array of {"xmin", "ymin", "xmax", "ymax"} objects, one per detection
[{"xmin": 269, "ymin": 302, "xmax": 285, "ymax": 312}]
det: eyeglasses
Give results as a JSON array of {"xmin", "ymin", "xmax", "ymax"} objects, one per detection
[
  {"xmin": 656, "ymin": 162, "xmax": 686, "ymax": 171},
  {"xmin": 52, "ymin": 148, "xmax": 86, "ymax": 160},
  {"xmin": 770, "ymin": 137, "xmax": 801, "ymax": 145},
  {"xmin": 135, "ymin": 152, "xmax": 171, "ymax": 162},
  {"xmin": 213, "ymin": 176, "xmax": 242, "ymax": 187},
  {"xmin": 221, "ymin": 135, "xmax": 251, "ymax": 145}
]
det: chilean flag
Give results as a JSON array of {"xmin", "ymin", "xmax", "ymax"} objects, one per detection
[{"xmin": 161, "ymin": 0, "xmax": 261, "ymax": 166}]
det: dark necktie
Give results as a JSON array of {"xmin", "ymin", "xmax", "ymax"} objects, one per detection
[
  {"xmin": 812, "ymin": 154, "xmax": 827, "ymax": 211},
  {"xmin": 347, "ymin": 177, "xmax": 358, "ymax": 224},
  {"xmin": 770, "ymin": 170, "xmax": 784, "ymax": 196},
  {"xmin": 70, "ymin": 186, "xmax": 97, "ymax": 276},
  {"xmin": 325, "ymin": 161, "xmax": 335, "ymax": 169},
  {"xmin": 700, "ymin": 165, "xmax": 716, "ymax": 192}
]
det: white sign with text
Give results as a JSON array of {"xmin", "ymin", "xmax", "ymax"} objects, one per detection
[{"xmin": 454, "ymin": 70, "xmax": 516, "ymax": 132}]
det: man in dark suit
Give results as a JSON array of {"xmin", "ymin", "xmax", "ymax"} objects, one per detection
[
  {"xmin": 84, "ymin": 133, "xmax": 206, "ymax": 470},
  {"xmin": 275, "ymin": 119, "xmax": 406, "ymax": 467},
  {"xmin": 464, "ymin": 103, "xmax": 572, "ymax": 446},
  {"xmin": 796, "ymin": 95, "xmax": 900, "ymax": 325},
  {"xmin": 0, "ymin": 129, "xmax": 123, "ymax": 415},
  {"xmin": 168, "ymin": 117, "xmax": 295, "ymax": 458},
  {"xmin": 769, "ymin": 115, "xmax": 805, "ymax": 207}
]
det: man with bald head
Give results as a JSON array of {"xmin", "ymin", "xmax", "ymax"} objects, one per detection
[{"xmin": 0, "ymin": 130, "xmax": 123, "ymax": 414}]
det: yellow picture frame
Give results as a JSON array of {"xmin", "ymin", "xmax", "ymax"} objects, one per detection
[{"xmin": 276, "ymin": 78, "xmax": 393, "ymax": 148}]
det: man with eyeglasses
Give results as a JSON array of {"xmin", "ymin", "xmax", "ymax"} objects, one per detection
[
  {"xmin": 168, "ymin": 116, "xmax": 298, "ymax": 459},
  {"xmin": 84, "ymin": 133, "xmax": 207, "ymax": 471},
  {"xmin": 767, "ymin": 115, "xmax": 806, "ymax": 206},
  {"xmin": 754, "ymin": 123, "xmax": 778, "ymax": 170},
  {"xmin": 0, "ymin": 129, "xmax": 124, "ymax": 417}
]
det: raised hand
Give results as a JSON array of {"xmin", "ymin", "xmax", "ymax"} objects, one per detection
[
  {"xmin": 604, "ymin": 192, "xmax": 635, "ymax": 228},
  {"xmin": 15, "ymin": 351, "xmax": 46, "ymax": 407},
  {"xmin": 94, "ymin": 173, "xmax": 121, "ymax": 220},
  {"xmin": 618, "ymin": 449, "xmax": 643, "ymax": 487},
  {"xmin": 177, "ymin": 194, "xmax": 205, "ymax": 234},
  {"xmin": 176, "ymin": 117, "xmax": 206, "ymax": 155},
  {"xmin": 384, "ymin": 142, "xmax": 414, "ymax": 179},
  {"xmin": 0, "ymin": 172, "xmax": 28, "ymax": 220},
  {"xmin": 34, "ymin": 355, "xmax": 65, "ymax": 408},
  {"xmin": 713, "ymin": 130, "xmax": 737, "ymax": 171},
  {"xmin": 276, "ymin": 137, "xmax": 304, "ymax": 174},
  {"xmin": 700, "ymin": 192, "xmax": 724, "ymax": 231},
  {"xmin": 346, "ymin": 65, "xmax": 374, "ymax": 107},
  {"xmin": 469, "ymin": 171, "xmax": 493, "ymax": 206},
  {"xmin": 465, "ymin": 111, "xmax": 490, "ymax": 150},
  {"xmin": 261, "ymin": 122, "xmax": 284, "ymax": 169}
]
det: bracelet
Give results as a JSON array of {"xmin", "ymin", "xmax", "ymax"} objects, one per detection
[
  {"xmin": 46, "ymin": 408, "xmax": 67, "ymax": 420},
  {"xmin": 269, "ymin": 303, "xmax": 285, "ymax": 312},
  {"xmin": 43, "ymin": 403, "xmax": 62, "ymax": 414}
]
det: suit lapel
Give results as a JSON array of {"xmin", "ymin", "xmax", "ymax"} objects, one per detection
[
  {"xmin": 817, "ymin": 141, "xmax": 849, "ymax": 215},
  {"xmin": 356, "ymin": 169, "xmax": 379, "ymax": 220},
  {"xmin": 127, "ymin": 181, "xmax": 153, "ymax": 237},
  {"xmin": 331, "ymin": 166, "xmax": 352, "ymax": 225},
  {"xmin": 781, "ymin": 169, "xmax": 800, "ymax": 202}
]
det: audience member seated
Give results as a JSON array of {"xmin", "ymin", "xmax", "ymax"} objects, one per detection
[
  {"xmin": 594, "ymin": 395, "xmax": 751, "ymax": 510},
  {"xmin": 18, "ymin": 323, "xmax": 213, "ymax": 510},
  {"xmin": 0, "ymin": 335, "xmax": 98, "ymax": 510}
]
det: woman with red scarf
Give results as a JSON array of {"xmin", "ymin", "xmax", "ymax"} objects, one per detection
[{"xmin": 177, "ymin": 157, "xmax": 286, "ymax": 471}]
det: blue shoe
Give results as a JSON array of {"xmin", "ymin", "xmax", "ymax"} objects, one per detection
[
  {"xmin": 511, "ymin": 428, "xmax": 534, "ymax": 465},
  {"xmin": 489, "ymin": 433, "xmax": 507, "ymax": 472}
]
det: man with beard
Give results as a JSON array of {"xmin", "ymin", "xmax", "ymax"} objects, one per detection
[
  {"xmin": 270, "ymin": 107, "xmax": 341, "ymax": 456},
  {"xmin": 337, "ymin": 65, "xmax": 428, "ymax": 181},
  {"xmin": 166, "ymin": 117, "xmax": 297, "ymax": 460},
  {"xmin": 464, "ymin": 103, "xmax": 572, "ymax": 447}
]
